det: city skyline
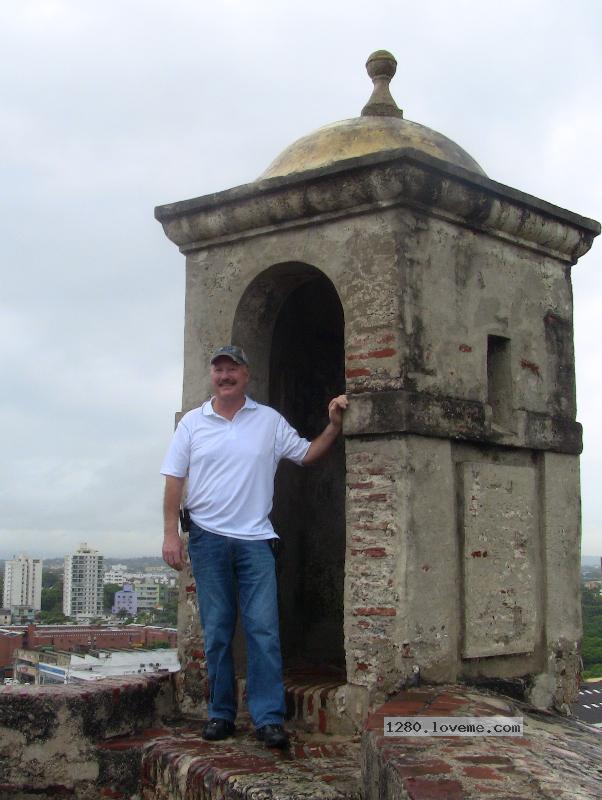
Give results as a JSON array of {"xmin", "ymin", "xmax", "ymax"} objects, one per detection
[
  {"xmin": 1, "ymin": 1, "xmax": 601, "ymax": 559},
  {"xmin": 0, "ymin": 550, "xmax": 171, "ymax": 563}
]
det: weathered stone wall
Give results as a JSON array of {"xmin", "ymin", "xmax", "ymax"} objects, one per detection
[
  {"xmin": 344, "ymin": 432, "xmax": 583, "ymax": 709},
  {"xmin": 179, "ymin": 216, "xmax": 404, "ymax": 413},
  {"xmin": 0, "ymin": 674, "xmax": 174, "ymax": 799},
  {"xmin": 174, "ymin": 531, "xmax": 208, "ymax": 718}
]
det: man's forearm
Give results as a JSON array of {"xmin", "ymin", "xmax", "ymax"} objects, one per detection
[
  {"xmin": 163, "ymin": 476, "xmax": 186, "ymax": 571},
  {"xmin": 163, "ymin": 476, "xmax": 185, "ymax": 537},
  {"xmin": 302, "ymin": 422, "xmax": 341, "ymax": 465}
]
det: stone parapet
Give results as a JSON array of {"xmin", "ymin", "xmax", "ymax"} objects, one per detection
[
  {"xmin": 362, "ymin": 685, "xmax": 602, "ymax": 799},
  {"xmin": 0, "ymin": 674, "xmax": 175, "ymax": 799},
  {"xmin": 3, "ymin": 681, "xmax": 598, "ymax": 799}
]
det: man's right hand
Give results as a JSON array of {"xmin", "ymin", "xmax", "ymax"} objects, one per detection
[
  {"xmin": 163, "ymin": 475, "xmax": 186, "ymax": 570},
  {"xmin": 163, "ymin": 532, "xmax": 185, "ymax": 571}
]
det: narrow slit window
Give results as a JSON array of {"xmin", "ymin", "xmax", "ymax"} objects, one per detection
[{"xmin": 487, "ymin": 335, "xmax": 512, "ymax": 426}]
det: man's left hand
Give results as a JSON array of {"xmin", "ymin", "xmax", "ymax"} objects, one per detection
[{"xmin": 328, "ymin": 394, "xmax": 348, "ymax": 428}]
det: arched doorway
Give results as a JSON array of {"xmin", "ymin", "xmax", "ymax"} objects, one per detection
[{"xmin": 232, "ymin": 264, "xmax": 346, "ymax": 672}]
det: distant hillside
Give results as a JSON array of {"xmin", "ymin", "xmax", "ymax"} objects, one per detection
[
  {"xmin": 582, "ymin": 555, "xmax": 602, "ymax": 567},
  {"xmin": 104, "ymin": 557, "xmax": 167, "ymax": 571}
]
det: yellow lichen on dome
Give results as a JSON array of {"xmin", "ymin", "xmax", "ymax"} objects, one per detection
[{"xmin": 259, "ymin": 115, "xmax": 486, "ymax": 179}]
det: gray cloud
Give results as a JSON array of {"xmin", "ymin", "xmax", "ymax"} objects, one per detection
[{"xmin": 1, "ymin": 0, "xmax": 601, "ymax": 558}]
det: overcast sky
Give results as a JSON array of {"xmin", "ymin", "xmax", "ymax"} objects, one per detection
[{"xmin": 1, "ymin": 0, "xmax": 601, "ymax": 560}]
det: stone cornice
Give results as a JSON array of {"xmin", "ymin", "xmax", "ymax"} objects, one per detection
[
  {"xmin": 155, "ymin": 148, "xmax": 600, "ymax": 262},
  {"xmin": 343, "ymin": 389, "xmax": 582, "ymax": 454}
]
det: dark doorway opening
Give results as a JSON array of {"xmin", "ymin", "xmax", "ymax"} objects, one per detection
[{"xmin": 269, "ymin": 274, "xmax": 346, "ymax": 670}]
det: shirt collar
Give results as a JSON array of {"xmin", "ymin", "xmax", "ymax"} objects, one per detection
[{"xmin": 202, "ymin": 395, "xmax": 257, "ymax": 416}]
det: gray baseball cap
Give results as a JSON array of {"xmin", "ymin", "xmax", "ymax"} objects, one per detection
[{"xmin": 210, "ymin": 345, "xmax": 249, "ymax": 365}]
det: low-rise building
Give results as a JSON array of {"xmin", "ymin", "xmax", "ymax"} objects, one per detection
[
  {"xmin": 10, "ymin": 606, "xmax": 35, "ymax": 625},
  {"xmin": 0, "ymin": 628, "xmax": 24, "ymax": 680},
  {"xmin": 112, "ymin": 584, "xmax": 138, "ymax": 616},
  {"xmin": 14, "ymin": 646, "xmax": 179, "ymax": 685},
  {"xmin": 103, "ymin": 569, "xmax": 127, "ymax": 585},
  {"xmin": 0, "ymin": 623, "xmax": 177, "ymax": 656},
  {"xmin": 133, "ymin": 582, "xmax": 160, "ymax": 610}
]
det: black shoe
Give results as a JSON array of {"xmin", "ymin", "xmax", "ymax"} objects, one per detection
[
  {"xmin": 202, "ymin": 718, "xmax": 235, "ymax": 741},
  {"xmin": 255, "ymin": 724, "xmax": 289, "ymax": 749}
]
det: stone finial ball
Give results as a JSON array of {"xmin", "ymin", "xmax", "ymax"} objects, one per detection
[{"xmin": 365, "ymin": 50, "xmax": 397, "ymax": 80}]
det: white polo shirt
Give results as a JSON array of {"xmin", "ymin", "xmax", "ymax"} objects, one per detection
[{"xmin": 160, "ymin": 397, "xmax": 311, "ymax": 540}]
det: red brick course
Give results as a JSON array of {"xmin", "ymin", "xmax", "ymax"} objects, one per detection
[
  {"xmin": 347, "ymin": 347, "xmax": 397, "ymax": 360},
  {"xmin": 346, "ymin": 367, "xmax": 371, "ymax": 378},
  {"xmin": 461, "ymin": 765, "xmax": 503, "ymax": 780},
  {"xmin": 353, "ymin": 607, "xmax": 397, "ymax": 616},
  {"xmin": 350, "ymin": 547, "xmax": 388, "ymax": 558},
  {"xmin": 404, "ymin": 777, "xmax": 466, "ymax": 799}
]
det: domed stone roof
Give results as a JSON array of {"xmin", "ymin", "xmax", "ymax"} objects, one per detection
[{"xmin": 259, "ymin": 50, "xmax": 486, "ymax": 180}]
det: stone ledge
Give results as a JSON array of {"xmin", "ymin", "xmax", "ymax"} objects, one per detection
[
  {"xmin": 362, "ymin": 684, "xmax": 602, "ymax": 799},
  {"xmin": 0, "ymin": 674, "xmax": 176, "ymax": 799},
  {"xmin": 138, "ymin": 722, "xmax": 362, "ymax": 800},
  {"xmin": 343, "ymin": 389, "xmax": 582, "ymax": 454}
]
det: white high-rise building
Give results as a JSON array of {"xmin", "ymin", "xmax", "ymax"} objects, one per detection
[
  {"xmin": 2, "ymin": 554, "xmax": 43, "ymax": 611},
  {"xmin": 63, "ymin": 543, "xmax": 104, "ymax": 618}
]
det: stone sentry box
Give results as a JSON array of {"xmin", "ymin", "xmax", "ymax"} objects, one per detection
[{"xmin": 155, "ymin": 51, "xmax": 599, "ymax": 722}]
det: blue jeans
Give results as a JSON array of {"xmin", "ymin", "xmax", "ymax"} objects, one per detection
[{"xmin": 187, "ymin": 522, "xmax": 285, "ymax": 728}]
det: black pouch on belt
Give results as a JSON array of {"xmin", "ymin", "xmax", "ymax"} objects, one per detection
[{"xmin": 179, "ymin": 508, "xmax": 190, "ymax": 533}]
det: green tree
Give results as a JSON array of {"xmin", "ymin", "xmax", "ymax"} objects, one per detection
[
  {"xmin": 103, "ymin": 583, "xmax": 122, "ymax": 613},
  {"xmin": 40, "ymin": 567, "xmax": 64, "ymax": 619},
  {"xmin": 153, "ymin": 594, "xmax": 178, "ymax": 626},
  {"xmin": 41, "ymin": 584, "xmax": 62, "ymax": 612},
  {"xmin": 42, "ymin": 570, "xmax": 61, "ymax": 589},
  {"xmin": 582, "ymin": 586, "xmax": 602, "ymax": 678},
  {"xmin": 39, "ymin": 609, "xmax": 68, "ymax": 624}
]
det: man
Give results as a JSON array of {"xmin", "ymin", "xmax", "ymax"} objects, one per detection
[{"xmin": 161, "ymin": 344, "xmax": 347, "ymax": 749}]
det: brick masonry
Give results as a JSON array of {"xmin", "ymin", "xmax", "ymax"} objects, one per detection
[
  {"xmin": 139, "ymin": 724, "xmax": 362, "ymax": 800},
  {"xmin": 345, "ymin": 442, "xmax": 401, "ymax": 694},
  {"xmin": 363, "ymin": 685, "xmax": 602, "ymax": 799}
]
